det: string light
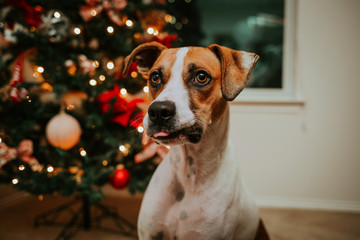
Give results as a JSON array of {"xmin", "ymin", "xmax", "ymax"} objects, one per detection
[
  {"xmin": 0, "ymin": 137, "xmax": 2, "ymax": 143},
  {"xmin": 66, "ymin": 104, "xmax": 75, "ymax": 111},
  {"xmin": 73, "ymin": 27, "xmax": 81, "ymax": 35},
  {"xmin": 126, "ymin": 20, "xmax": 133, "ymax": 27},
  {"xmin": 170, "ymin": 16, "xmax": 176, "ymax": 24},
  {"xmin": 119, "ymin": 144, "xmax": 130, "ymax": 156},
  {"xmin": 38, "ymin": 195, "xmax": 44, "ymax": 201},
  {"xmin": 120, "ymin": 88, "xmax": 127, "ymax": 96},
  {"xmin": 106, "ymin": 61, "xmax": 114, "ymax": 70},
  {"xmin": 41, "ymin": 82, "xmax": 53, "ymax": 91},
  {"xmin": 143, "ymin": 86, "xmax": 149, "ymax": 93},
  {"xmin": 131, "ymin": 72, "xmax": 138, "ymax": 78},
  {"xmin": 91, "ymin": 10, "xmax": 97, "ymax": 17},
  {"xmin": 36, "ymin": 66, "xmax": 44, "ymax": 73},
  {"xmin": 89, "ymin": 79, "xmax": 97, "ymax": 86},
  {"xmin": 53, "ymin": 11, "xmax": 61, "ymax": 19},
  {"xmin": 99, "ymin": 75, "xmax": 106, "ymax": 81},
  {"xmin": 18, "ymin": 165, "xmax": 25, "ymax": 171},
  {"xmin": 47, "ymin": 166, "xmax": 54, "ymax": 173},
  {"xmin": 147, "ymin": 27, "xmax": 154, "ymax": 34},
  {"xmin": 181, "ymin": 17, "xmax": 189, "ymax": 24},
  {"xmin": 119, "ymin": 145, "xmax": 126, "ymax": 152},
  {"xmin": 134, "ymin": 33, "xmax": 141, "ymax": 39},
  {"xmin": 12, "ymin": 178, "xmax": 19, "ymax": 185},
  {"xmin": 165, "ymin": 14, "xmax": 172, "ymax": 23},
  {"xmin": 79, "ymin": 148, "xmax": 87, "ymax": 157},
  {"xmin": 153, "ymin": 30, "xmax": 159, "ymax": 36},
  {"xmin": 175, "ymin": 22, "xmax": 183, "ymax": 30},
  {"xmin": 102, "ymin": 160, "xmax": 108, "ymax": 166},
  {"xmin": 137, "ymin": 126, "xmax": 144, "ymax": 133},
  {"xmin": 107, "ymin": 26, "xmax": 114, "ymax": 34},
  {"xmin": 92, "ymin": 60, "xmax": 100, "ymax": 68}
]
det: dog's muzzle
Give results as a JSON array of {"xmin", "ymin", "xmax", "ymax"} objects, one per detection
[{"xmin": 145, "ymin": 100, "xmax": 203, "ymax": 144}]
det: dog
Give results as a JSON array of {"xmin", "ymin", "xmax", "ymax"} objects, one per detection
[{"xmin": 124, "ymin": 42, "xmax": 270, "ymax": 240}]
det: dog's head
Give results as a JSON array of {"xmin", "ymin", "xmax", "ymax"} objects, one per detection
[{"xmin": 124, "ymin": 42, "xmax": 258, "ymax": 145}]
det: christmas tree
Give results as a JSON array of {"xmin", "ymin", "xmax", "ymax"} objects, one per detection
[{"xmin": 0, "ymin": 0, "xmax": 202, "ymax": 205}]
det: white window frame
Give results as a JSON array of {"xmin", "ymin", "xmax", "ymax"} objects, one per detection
[{"xmin": 235, "ymin": 0, "xmax": 301, "ymax": 104}]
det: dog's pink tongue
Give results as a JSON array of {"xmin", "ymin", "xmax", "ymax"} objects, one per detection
[{"xmin": 153, "ymin": 132, "xmax": 170, "ymax": 138}]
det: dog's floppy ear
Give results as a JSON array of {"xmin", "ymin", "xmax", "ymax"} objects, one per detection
[
  {"xmin": 208, "ymin": 44, "xmax": 259, "ymax": 101},
  {"xmin": 123, "ymin": 42, "xmax": 167, "ymax": 76}
]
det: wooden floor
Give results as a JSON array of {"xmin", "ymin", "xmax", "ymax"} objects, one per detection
[{"xmin": 0, "ymin": 189, "xmax": 359, "ymax": 240}]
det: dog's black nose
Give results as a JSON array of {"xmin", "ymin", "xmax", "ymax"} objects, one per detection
[{"xmin": 148, "ymin": 101, "xmax": 176, "ymax": 124}]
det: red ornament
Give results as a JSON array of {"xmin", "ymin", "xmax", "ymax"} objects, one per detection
[{"xmin": 109, "ymin": 168, "xmax": 130, "ymax": 189}]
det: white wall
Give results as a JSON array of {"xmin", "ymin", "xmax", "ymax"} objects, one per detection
[{"xmin": 229, "ymin": 0, "xmax": 360, "ymax": 211}]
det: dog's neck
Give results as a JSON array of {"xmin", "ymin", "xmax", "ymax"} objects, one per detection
[{"xmin": 170, "ymin": 104, "xmax": 230, "ymax": 188}]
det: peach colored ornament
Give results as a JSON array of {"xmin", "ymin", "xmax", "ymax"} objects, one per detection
[{"xmin": 46, "ymin": 111, "xmax": 82, "ymax": 150}]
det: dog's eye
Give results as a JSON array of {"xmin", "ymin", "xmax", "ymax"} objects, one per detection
[
  {"xmin": 150, "ymin": 72, "xmax": 161, "ymax": 86},
  {"xmin": 195, "ymin": 71, "xmax": 209, "ymax": 84}
]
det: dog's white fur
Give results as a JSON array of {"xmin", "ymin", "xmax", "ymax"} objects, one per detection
[
  {"xmin": 138, "ymin": 48, "xmax": 260, "ymax": 240},
  {"xmin": 143, "ymin": 47, "xmax": 195, "ymax": 133}
]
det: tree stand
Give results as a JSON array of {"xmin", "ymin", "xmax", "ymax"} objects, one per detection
[{"xmin": 34, "ymin": 195, "xmax": 137, "ymax": 240}]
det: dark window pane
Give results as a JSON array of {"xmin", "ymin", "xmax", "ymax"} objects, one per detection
[{"xmin": 197, "ymin": 0, "xmax": 284, "ymax": 88}]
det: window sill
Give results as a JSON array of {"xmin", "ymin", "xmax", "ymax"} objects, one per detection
[{"xmin": 231, "ymin": 98, "xmax": 305, "ymax": 106}]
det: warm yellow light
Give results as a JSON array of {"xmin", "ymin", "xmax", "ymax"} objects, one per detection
[
  {"xmin": 137, "ymin": 126, "xmax": 144, "ymax": 133},
  {"xmin": 41, "ymin": 82, "xmax": 53, "ymax": 91},
  {"xmin": 89, "ymin": 79, "xmax": 97, "ymax": 86},
  {"xmin": 19, "ymin": 165, "xmax": 25, "ymax": 171},
  {"xmin": 102, "ymin": 160, "xmax": 108, "ymax": 166},
  {"xmin": 99, "ymin": 75, "xmax": 106, "ymax": 81},
  {"xmin": 90, "ymin": 10, "xmax": 97, "ymax": 16},
  {"xmin": 47, "ymin": 166, "xmax": 54, "ymax": 173},
  {"xmin": 37, "ymin": 66, "xmax": 44, "ymax": 73},
  {"xmin": 93, "ymin": 60, "xmax": 100, "ymax": 68},
  {"xmin": 143, "ymin": 86, "xmax": 149, "ymax": 93},
  {"xmin": 12, "ymin": 178, "xmax": 19, "ymax": 185},
  {"xmin": 134, "ymin": 33, "xmax": 141, "ymax": 39},
  {"xmin": 120, "ymin": 88, "xmax": 127, "ymax": 96},
  {"xmin": 107, "ymin": 26, "xmax": 114, "ymax": 34},
  {"xmin": 80, "ymin": 148, "xmax": 87, "ymax": 157},
  {"xmin": 0, "ymin": 138, "xmax": 2, "ymax": 143},
  {"xmin": 126, "ymin": 20, "xmax": 133, "ymax": 27},
  {"xmin": 106, "ymin": 61, "xmax": 114, "ymax": 70},
  {"xmin": 153, "ymin": 30, "xmax": 159, "ymax": 36},
  {"xmin": 74, "ymin": 27, "xmax": 81, "ymax": 35},
  {"xmin": 147, "ymin": 27, "xmax": 154, "ymax": 34},
  {"xmin": 165, "ymin": 14, "xmax": 172, "ymax": 23},
  {"xmin": 119, "ymin": 145, "xmax": 126, "ymax": 152},
  {"xmin": 130, "ymin": 71, "xmax": 138, "ymax": 78},
  {"xmin": 54, "ymin": 11, "xmax": 61, "ymax": 19},
  {"xmin": 66, "ymin": 104, "xmax": 75, "ymax": 111}
]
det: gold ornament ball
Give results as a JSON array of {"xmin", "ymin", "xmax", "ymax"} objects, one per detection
[{"xmin": 46, "ymin": 111, "xmax": 82, "ymax": 150}]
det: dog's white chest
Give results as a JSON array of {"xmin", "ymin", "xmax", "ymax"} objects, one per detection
[{"xmin": 137, "ymin": 143, "xmax": 259, "ymax": 240}]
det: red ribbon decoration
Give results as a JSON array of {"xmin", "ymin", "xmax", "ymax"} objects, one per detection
[
  {"xmin": 10, "ymin": 52, "xmax": 29, "ymax": 103},
  {"xmin": 4, "ymin": 0, "xmax": 42, "ymax": 27},
  {"xmin": 0, "ymin": 139, "xmax": 39, "ymax": 170},
  {"xmin": 80, "ymin": 0, "xmax": 127, "ymax": 26},
  {"xmin": 97, "ymin": 84, "xmax": 144, "ymax": 127},
  {"xmin": 147, "ymin": 35, "xmax": 178, "ymax": 48}
]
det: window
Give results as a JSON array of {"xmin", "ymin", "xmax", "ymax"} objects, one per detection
[{"xmin": 196, "ymin": 0, "xmax": 297, "ymax": 102}]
